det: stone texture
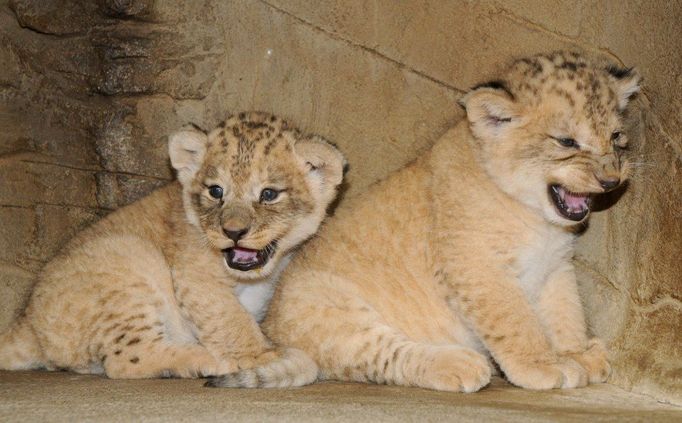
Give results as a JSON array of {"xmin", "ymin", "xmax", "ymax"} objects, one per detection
[
  {"xmin": 0, "ymin": 0, "xmax": 680, "ymax": 409},
  {"xmin": 0, "ymin": 265, "xmax": 34, "ymax": 330},
  {"xmin": 0, "ymin": 159, "xmax": 98, "ymax": 208},
  {"xmin": 0, "ymin": 206, "xmax": 35, "ymax": 264},
  {"xmin": 29, "ymin": 205, "xmax": 105, "ymax": 260},
  {"xmin": 576, "ymin": 105, "xmax": 682, "ymax": 404}
]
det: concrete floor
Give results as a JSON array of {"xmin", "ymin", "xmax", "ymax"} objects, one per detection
[{"xmin": 0, "ymin": 372, "xmax": 680, "ymax": 422}]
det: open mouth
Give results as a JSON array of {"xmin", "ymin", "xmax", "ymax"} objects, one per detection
[
  {"xmin": 223, "ymin": 241, "xmax": 277, "ymax": 271},
  {"xmin": 548, "ymin": 184, "xmax": 593, "ymax": 221}
]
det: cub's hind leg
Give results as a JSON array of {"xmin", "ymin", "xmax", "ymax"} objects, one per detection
[
  {"xmin": 32, "ymin": 235, "xmax": 235, "ymax": 378},
  {"xmin": 95, "ymin": 305, "xmax": 230, "ymax": 379},
  {"xmin": 321, "ymin": 315, "xmax": 491, "ymax": 392},
  {"xmin": 102, "ymin": 341, "xmax": 223, "ymax": 379},
  {"xmin": 268, "ymin": 274, "xmax": 492, "ymax": 392}
]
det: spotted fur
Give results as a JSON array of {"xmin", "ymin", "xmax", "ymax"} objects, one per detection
[
  {"xmin": 214, "ymin": 52, "xmax": 640, "ymax": 391},
  {"xmin": 0, "ymin": 112, "xmax": 345, "ymax": 380}
]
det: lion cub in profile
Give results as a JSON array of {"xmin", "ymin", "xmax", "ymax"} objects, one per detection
[
  {"xmin": 0, "ymin": 112, "xmax": 344, "ymax": 380},
  {"xmin": 210, "ymin": 52, "xmax": 640, "ymax": 391}
]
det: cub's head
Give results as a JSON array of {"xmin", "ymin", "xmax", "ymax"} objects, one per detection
[
  {"xmin": 169, "ymin": 112, "xmax": 346, "ymax": 280},
  {"xmin": 461, "ymin": 51, "xmax": 640, "ymax": 227}
]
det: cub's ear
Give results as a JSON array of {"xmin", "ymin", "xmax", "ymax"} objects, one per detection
[
  {"xmin": 607, "ymin": 66, "xmax": 641, "ymax": 111},
  {"xmin": 294, "ymin": 135, "xmax": 347, "ymax": 204},
  {"xmin": 459, "ymin": 82, "xmax": 519, "ymax": 140},
  {"xmin": 168, "ymin": 127, "xmax": 208, "ymax": 185}
]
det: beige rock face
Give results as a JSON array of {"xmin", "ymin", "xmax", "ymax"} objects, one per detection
[{"xmin": 0, "ymin": 0, "xmax": 679, "ymax": 403}]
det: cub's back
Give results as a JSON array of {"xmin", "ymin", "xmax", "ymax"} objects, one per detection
[{"xmin": 44, "ymin": 183, "xmax": 183, "ymax": 270}]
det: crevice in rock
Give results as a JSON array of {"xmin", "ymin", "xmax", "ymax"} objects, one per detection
[{"xmin": 256, "ymin": 0, "xmax": 466, "ymax": 95}]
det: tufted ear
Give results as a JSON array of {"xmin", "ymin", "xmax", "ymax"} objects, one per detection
[
  {"xmin": 607, "ymin": 66, "xmax": 641, "ymax": 111},
  {"xmin": 294, "ymin": 135, "xmax": 347, "ymax": 204},
  {"xmin": 459, "ymin": 83, "xmax": 520, "ymax": 140},
  {"xmin": 168, "ymin": 127, "xmax": 208, "ymax": 185}
]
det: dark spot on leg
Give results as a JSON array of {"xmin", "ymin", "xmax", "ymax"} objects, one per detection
[
  {"xmin": 102, "ymin": 323, "xmax": 120, "ymax": 336},
  {"xmin": 560, "ymin": 61, "xmax": 577, "ymax": 71},
  {"xmin": 392, "ymin": 344, "xmax": 405, "ymax": 362},
  {"xmin": 123, "ymin": 313, "xmax": 146, "ymax": 322},
  {"xmin": 114, "ymin": 350, "xmax": 122, "ymax": 355},
  {"xmin": 114, "ymin": 334, "xmax": 126, "ymax": 344},
  {"xmin": 130, "ymin": 357, "xmax": 140, "ymax": 364},
  {"xmin": 127, "ymin": 337, "xmax": 141, "ymax": 346},
  {"xmin": 382, "ymin": 358, "xmax": 390, "ymax": 374}
]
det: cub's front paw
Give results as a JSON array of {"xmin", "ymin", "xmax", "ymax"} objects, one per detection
[
  {"xmin": 236, "ymin": 349, "xmax": 281, "ymax": 370},
  {"xmin": 420, "ymin": 346, "xmax": 492, "ymax": 393},
  {"xmin": 215, "ymin": 357, "xmax": 239, "ymax": 375},
  {"xmin": 565, "ymin": 338, "xmax": 611, "ymax": 384},
  {"xmin": 503, "ymin": 357, "xmax": 587, "ymax": 390}
]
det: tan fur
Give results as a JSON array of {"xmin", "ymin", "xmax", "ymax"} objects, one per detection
[
  {"xmin": 0, "ymin": 112, "xmax": 345, "ymax": 380},
  {"xmin": 214, "ymin": 52, "xmax": 640, "ymax": 391}
]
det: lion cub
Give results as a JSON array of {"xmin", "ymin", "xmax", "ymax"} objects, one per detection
[
  {"xmin": 0, "ymin": 112, "xmax": 345, "ymax": 380},
  {"xmin": 209, "ymin": 52, "xmax": 640, "ymax": 391}
]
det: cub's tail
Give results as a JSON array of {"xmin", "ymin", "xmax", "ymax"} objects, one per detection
[
  {"xmin": 205, "ymin": 348, "xmax": 318, "ymax": 388},
  {"xmin": 0, "ymin": 318, "xmax": 44, "ymax": 370}
]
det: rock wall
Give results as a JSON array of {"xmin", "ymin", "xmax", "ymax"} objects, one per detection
[{"xmin": 0, "ymin": 0, "xmax": 679, "ymax": 403}]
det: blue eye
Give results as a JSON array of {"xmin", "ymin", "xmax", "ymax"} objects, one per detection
[
  {"xmin": 259, "ymin": 188, "xmax": 280, "ymax": 203},
  {"xmin": 208, "ymin": 185, "xmax": 223, "ymax": 199}
]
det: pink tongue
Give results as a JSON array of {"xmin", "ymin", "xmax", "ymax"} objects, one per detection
[
  {"xmin": 563, "ymin": 191, "xmax": 588, "ymax": 210},
  {"xmin": 233, "ymin": 248, "xmax": 258, "ymax": 263}
]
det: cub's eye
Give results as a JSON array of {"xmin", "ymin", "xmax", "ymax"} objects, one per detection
[
  {"xmin": 207, "ymin": 185, "xmax": 224, "ymax": 199},
  {"xmin": 552, "ymin": 136, "xmax": 579, "ymax": 149},
  {"xmin": 259, "ymin": 188, "xmax": 280, "ymax": 203},
  {"xmin": 611, "ymin": 131, "xmax": 621, "ymax": 141}
]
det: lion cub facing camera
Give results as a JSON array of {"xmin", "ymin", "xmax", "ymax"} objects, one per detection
[
  {"xmin": 210, "ymin": 52, "xmax": 640, "ymax": 391},
  {"xmin": 0, "ymin": 112, "xmax": 345, "ymax": 381}
]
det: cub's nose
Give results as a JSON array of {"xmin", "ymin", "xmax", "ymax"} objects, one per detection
[
  {"xmin": 223, "ymin": 227, "xmax": 249, "ymax": 243},
  {"xmin": 599, "ymin": 178, "xmax": 620, "ymax": 192}
]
